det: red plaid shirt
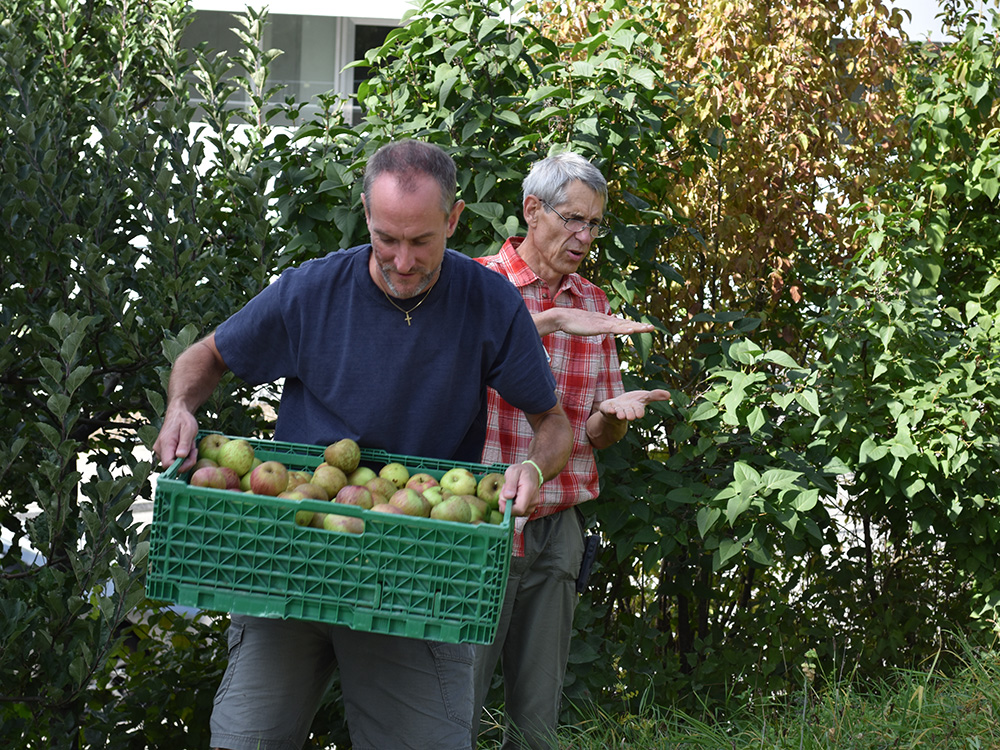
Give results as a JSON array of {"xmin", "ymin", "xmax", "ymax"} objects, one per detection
[{"xmin": 477, "ymin": 238, "xmax": 625, "ymax": 555}]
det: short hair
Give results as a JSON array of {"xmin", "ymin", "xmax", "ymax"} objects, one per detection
[
  {"xmin": 363, "ymin": 140, "xmax": 457, "ymax": 215},
  {"xmin": 522, "ymin": 152, "xmax": 608, "ymax": 207}
]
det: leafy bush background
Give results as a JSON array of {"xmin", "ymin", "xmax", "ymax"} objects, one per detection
[{"xmin": 1, "ymin": 0, "xmax": 998, "ymax": 747}]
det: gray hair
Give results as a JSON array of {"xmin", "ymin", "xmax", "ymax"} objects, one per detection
[
  {"xmin": 522, "ymin": 152, "xmax": 608, "ymax": 206},
  {"xmin": 364, "ymin": 140, "xmax": 458, "ymax": 215}
]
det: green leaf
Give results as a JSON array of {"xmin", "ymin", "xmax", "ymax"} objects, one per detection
[
  {"xmin": 859, "ymin": 437, "xmax": 888, "ymax": 463},
  {"xmin": 726, "ymin": 494, "xmax": 751, "ymax": 525},
  {"xmin": 761, "ymin": 469, "xmax": 802, "ymax": 490},
  {"xmin": 762, "ymin": 350, "xmax": 802, "ymax": 369},
  {"xmin": 626, "ymin": 66, "xmax": 656, "ymax": 89},
  {"xmin": 792, "ymin": 489, "xmax": 819, "ymax": 512},
  {"xmin": 981, "ymin": 176, "xmax": 1000, "ymax": 200},
  {"xmin": 47, "ymin": 393, "xmax": 71, "ymax": 420},
  {"xmin": 715, "ymin": 538, "xmax": 743, "ymax": 568},
  {"xmin": 794, "ymin": 389, "xmax": 820, "ymax": 416},
  {"xmin": 696, "ymin": 506, "xmax": 721, "ymax": 538},
  {"xmin": 463, "ymin": 202, "xmax": 504, "ymax": 220},
  {"xmin": 66, "ymin": 365, "xmax": 94, "ymax": 395},
  {"xmin": 494, "ymin": 109, "xmax": 521, "ymax": 126},
  {"xmin": 733, "ymin": 461, "xmax": 761, "ymax": 485},
  {"xmin": 968, "ymin": 79, "xmax": 989, "ymax": 104},
  {"xmin": 689, "ymin": 401, "xmax": 719, "ymax": 422}
]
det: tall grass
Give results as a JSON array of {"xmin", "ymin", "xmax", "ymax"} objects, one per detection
[{"xmin": 477, "ymin": 636, "xmax": 1000, "ymax": 749}]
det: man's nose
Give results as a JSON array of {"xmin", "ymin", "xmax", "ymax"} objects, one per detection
[{"xmin": 394, "ymin": 246, "xmax": 418, "ymax": 273}]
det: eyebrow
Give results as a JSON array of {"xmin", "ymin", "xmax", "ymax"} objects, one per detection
[{"xmin": 372, "ymin": 228, "xmax": 437, "ymax": 241}]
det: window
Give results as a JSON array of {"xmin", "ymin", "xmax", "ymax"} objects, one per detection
[{"xmin": 181, "ymin": 12, "xmax": 397, "ymax": 126}]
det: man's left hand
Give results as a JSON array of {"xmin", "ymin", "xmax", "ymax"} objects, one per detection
[
  {"xmin": 599, "ymin": 389, "xmax": 672, "ymax": 422},
  {"xmin": 498, "ymin": 460, "xmax": 543, "ymax": 517}
]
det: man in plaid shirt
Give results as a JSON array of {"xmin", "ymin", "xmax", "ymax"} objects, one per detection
[{"xmin": 472, "ymin": 152, "xmax": 671, "ymax": 749}]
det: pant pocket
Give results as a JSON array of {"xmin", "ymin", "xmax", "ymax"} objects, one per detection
[
  {"xmin": 212, "ymin": 617, "xmax": 246, "ymax": 706},
  {"xmin": 428, "ymin": 641, "xmax": 474, "ymax": 728}
]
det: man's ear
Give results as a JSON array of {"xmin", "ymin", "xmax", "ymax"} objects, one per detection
[
  {"xmin": 523, "ymin": 194, "xmax": 543, "ymax": 228},
  {"xmin": 446, "ymin": 199, "xmax": 465, "ymax": 237}
]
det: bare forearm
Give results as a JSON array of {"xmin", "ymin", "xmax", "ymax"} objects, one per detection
[
  {"xmin": 153, "ymin": 333, "xmax": 228, "ymax": 469},
  {"xmin": 166, "ymin": 335, "xmax": 227, "ymax": 414},
  {"xmin": 498, "ymin": 402, "xmax": 573, "ymax": 516},
  {"xmin": 524, "ymin": 406, "xmax": 573, "ymax": 481},
  {"xmin": 586, "ymin": 410, "xmax": 627, "ymax": 451},
  {"xmin": 586, "ymin": 388, "xmax": 672, "ymax": 450}
]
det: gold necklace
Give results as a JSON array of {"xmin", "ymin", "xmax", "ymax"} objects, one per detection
[{"xmin": 381, "ymin": 287, "xmax": 431, "ymax": 326}]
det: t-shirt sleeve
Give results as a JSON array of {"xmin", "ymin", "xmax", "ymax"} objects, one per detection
[
  {"xmin": 486, "ymin": 300, "xmax": 558, "ymax": 416},
  {"xmin": 214, "ymin": 278, "xmax": 295, "ymax": 386}
]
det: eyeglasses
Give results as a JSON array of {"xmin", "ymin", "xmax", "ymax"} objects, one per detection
[{"xmin": 541, "ymin": 201, "xmax": 611, "ymax": 238}]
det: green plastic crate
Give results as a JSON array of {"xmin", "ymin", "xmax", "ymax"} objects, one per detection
[{"xmin": 147, "ymin": 433, "xmax": 513, "ymax": 645}]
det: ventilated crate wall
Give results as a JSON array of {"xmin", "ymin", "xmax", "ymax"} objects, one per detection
[{"xmin": 147, "ymin": 434, "xmax": 512, "ymax": 644}]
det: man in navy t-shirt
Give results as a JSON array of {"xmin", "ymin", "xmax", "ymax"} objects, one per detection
[{"xmin": 152, "ymin": 139, "xmax": 572, "ymax": 750}]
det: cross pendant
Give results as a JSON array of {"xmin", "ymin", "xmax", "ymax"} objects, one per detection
[{"xmin": 404, "ymin": 311, "xmax": 412, "ymax": 326}]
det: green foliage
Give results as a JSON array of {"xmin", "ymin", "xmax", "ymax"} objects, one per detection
[
  {"xmin": 277, "ymin": 0, "xmax": 687, "ymax": 293},
  {"xmin": 0, "ymin": 1, "xmax": 294, "ymax": 745},
  {"xmin": 563, "ymin": 4, "xmax": 1000, "ymax": 725},
  {"xmin": 3, "ymin": 0, "xmax": 999, "ymax": 745}
]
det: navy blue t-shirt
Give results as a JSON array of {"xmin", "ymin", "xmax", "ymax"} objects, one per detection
[{"xmin": 215, "ymin": 245, "xmax": 557, "ymax": 463}]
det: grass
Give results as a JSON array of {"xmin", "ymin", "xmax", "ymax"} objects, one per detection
[{"xmin": 476, "ymin": 640, "xmax": 1000, "ymax": 749}]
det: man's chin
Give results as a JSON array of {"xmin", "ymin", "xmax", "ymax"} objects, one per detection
[
  {"xmin": 385, "ymin": 269, "xmax": 440, "ymax": 299},
  {"xmin": 386, "ymin": 277, "xmax": 430, "ymax": 299}
]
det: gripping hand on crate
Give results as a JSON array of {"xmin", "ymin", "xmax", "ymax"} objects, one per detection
[{"xmin": 152, "ymin": 333, "xmax": 228, "ymax": 474}]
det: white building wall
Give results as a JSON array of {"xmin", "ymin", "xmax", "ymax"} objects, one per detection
[{"xmin": 192, "ymin": 0, "xmax": 413, "ymax": 22}]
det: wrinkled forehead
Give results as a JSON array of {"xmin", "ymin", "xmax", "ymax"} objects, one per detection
[{"xmin": 542, "ymin": 180, "xmax": 606, "ymax": 216}]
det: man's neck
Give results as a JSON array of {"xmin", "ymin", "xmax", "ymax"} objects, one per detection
[{"xmin": 512, "ymin": 237, "xmax": 562, "ymax": 292}]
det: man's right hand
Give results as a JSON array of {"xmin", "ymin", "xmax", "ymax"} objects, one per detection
[
  {"xmin": 534, "ymin": 307, "xmax": 658, "ymax": 337},
  {"xmin": 151, "ymin": 332, "xmax": 228, "ymax": 473},
  {"xmin": 153, "ymin": 407, "xmax": 201, "ymax": 473}
]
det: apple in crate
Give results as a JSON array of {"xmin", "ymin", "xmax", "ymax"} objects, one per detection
[
  {"xmin": 365, "ymin": 477, "xmax": 397, "ymax": 503},
  {"xmin": 379, "ymin": 462, "xmax": 410, "ymax": 489},
  {"xmin": 190, "ymin": 466, "xmax": 227, "ymax": 489},
  {"xmin": 249, "ymin": 461, "xmax": 288, "ymax": 496},
  {"xmin": 440, "ymin": 467, "xmax": 477, "ymax": 497},
  {"xmin": 476, "ymin": 472, "xmax": 505, "ymax": 511},
  {"xmin": 277, "ymin": 490, "xmax": 316, "ymax": 527},
  {"xmin": 286, "ymin": 470, "xmax": 313, "ymax": 490},
  {"xmin": 430, "ymin": 496, "xmax": 473, "ymax": 524},
  {"xmin": 217, "ymin": 439, "xmax": 255, "ymax": 477},
  {"xmin": 312, "ymin": 463, "xmax": 347, "ymax": 499},
  {"xmin": 389, "ymin": 488, "xmax": 430, "ymax": 517},
  {"xmin": 335, "ymin": 485, "xmax": 374, "ymax": 510},
  {"xmin": 461, "ymin": 495, "xmax": 489, "ymax": 523},
  {"xmin": 405, "ymin": 473, "xmax": 438, "ymax": 494},
  {"xmin": 324, "ymin": 438, "xmax": 361, "ymax": 474},
  {"xmin": 295, "ymin": 482, "xmax": 330, "ymax": 501},
  {"xmin": 197, "ymin": 433, "xmax": 229, "ymax": 463},
  {"xmin": 421, "ymin": 485, "xmax": 449, "ymax": 508},
  {"xmin": 218, "ymin": 466, "xmax": 241, "ymax": 491},
  {"xmin": 347, "ymin": 466, "xmax": 377, "ymax": 486},
  {"xmin": 322, "ymin": 514, "xmax": 365, "ymax": 534}
]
